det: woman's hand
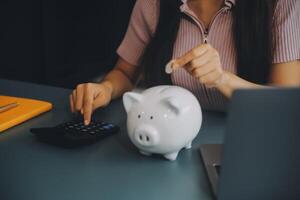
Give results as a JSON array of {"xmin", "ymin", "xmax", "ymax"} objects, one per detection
[
  {"xmin": 70, "ymin": 81, "xmax": 113, "ymax": 125},
  {"xmin": 171, "ymin": 44, "xmax": 227, "ymax": 87}
]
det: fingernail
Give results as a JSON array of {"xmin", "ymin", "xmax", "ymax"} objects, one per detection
[{"xmin": 84, "ymin": 120, "xmax": 89, "ymax": 126}]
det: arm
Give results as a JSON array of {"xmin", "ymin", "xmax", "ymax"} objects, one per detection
[
  {"xmin": 216, "ymin": 60, "xmax": 300, "ymax": 97},
  {"xmin": 101, "ymin": 57, "xmax": 139, "ymax": 99},
  {"xmin": 70, "ymin": 57, "xmax": 139, "ymax": 125},
  {"xmin": 70, "ymin": 0, "xmax": 158, "ymax": 124},
  {"xmin": 270, "ymin": 61, "xmax": 300, "ymax": 86},
  {"xmin": 171, "ymin": 44, "xmax": 300, "ymax": 98},
  {"xmin": 171, "ymin": 0, "xmax": 300, "ymax": 97}
]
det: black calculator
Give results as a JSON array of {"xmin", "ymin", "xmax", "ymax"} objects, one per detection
[{"xmin": 31, "ymin": 119, "xmax": 120, "ymax": 148}]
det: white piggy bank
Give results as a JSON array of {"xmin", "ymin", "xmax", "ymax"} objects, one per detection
[{"xmin": 123, "ymin": 85, "xmax": 202, "ymax": 161}]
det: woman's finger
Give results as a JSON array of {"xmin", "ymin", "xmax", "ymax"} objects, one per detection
[
  {"xmin": 184, "ymin": 49, "xmax": 216, "ymax": 72},
  {"xmin": 83, "ymin": 85, "xmax": 94, "ymax": 125},
  {"xmin": 75, "ymin": 84, "xmax": 84, "ymax": 111},
  {"xmin": 199, "ymin": 68, "xmax": 223, "ymax": 85},
  {"xmin": 173, "ymin": 44, "xmax": 211, "ymax": 68},
  {"xmin": 72, "ymin": 90, "xmax": 77, "ymax": 111},
  {"xmin": 191, "ymin": 63, "xmax": 216, "ymax": 78},
  {"xmin": 69, "ymin": 94, "xmax": 75, "ymax": 113},
  {"xmin": 191, "ymin": 49, "xmax": 217, "ymax": 68}
]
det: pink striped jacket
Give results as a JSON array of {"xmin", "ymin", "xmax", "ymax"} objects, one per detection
[{"xmin": 117, "ymin": 0, "xmax": 300, "ymax": 111}]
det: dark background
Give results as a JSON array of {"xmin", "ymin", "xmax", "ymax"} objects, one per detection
[{"xmin": 0, "ymin": 0, "xmax": 135, "ymax": 88}]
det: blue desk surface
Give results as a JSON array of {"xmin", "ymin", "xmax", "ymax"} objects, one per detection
[{"xmin": 0, "ymin": 79, "xmax": 226, "ymax": 200}]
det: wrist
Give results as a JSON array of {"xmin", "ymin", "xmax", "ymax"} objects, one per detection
[
  {"xmin": 216, "ymin": 71, "xmax": 230, "ymax": 86},
  {"xmin": 101, "ymin": 80, "xmax": 114, "ymax": 97},
  {"xmin": 215, "ymin": 71, "xmax": 235, "ymax": 98}
]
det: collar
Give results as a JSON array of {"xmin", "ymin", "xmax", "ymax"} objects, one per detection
[{"xmin": 180, "ymin": 0, "xmax": 236, "ymax": 12}]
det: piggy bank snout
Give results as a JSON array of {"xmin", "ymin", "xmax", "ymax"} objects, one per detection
[{"xmin": 134, "ymin": 126, "xmax": 160, "ymax": 147}]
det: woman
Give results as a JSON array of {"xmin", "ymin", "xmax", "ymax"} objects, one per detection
[{"xmin": 70, "ymin": 0, "xmax": 300, "ymax": 125}]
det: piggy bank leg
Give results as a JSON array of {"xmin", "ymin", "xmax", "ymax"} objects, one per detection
[
  {"xmin": 140, "ymin": 150, "xmax": 152, "ymax": 156},
  {"xmin": 185, "ymin": 142, "xmax": 192, "ymax": 149},
  {"xmin": 164, "ymin": 152, "xmax": 179, "ymax": 161}
]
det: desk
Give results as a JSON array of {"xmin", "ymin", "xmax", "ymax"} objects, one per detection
[{"xmin": 0, "ymin": 79, "xmax": 226, "ymax": 200}]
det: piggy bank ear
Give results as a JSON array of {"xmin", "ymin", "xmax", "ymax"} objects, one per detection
[
  {"xmin": 161, "ymin": 97, "xmax": 184, "ymax": 115},
  {"xmin": 123, "ymin": 92, "xmax": 143, "ymax": 113}
]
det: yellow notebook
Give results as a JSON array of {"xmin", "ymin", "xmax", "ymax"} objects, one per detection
[{"xmin": 0, "ymin": 96, "xmax": 53, "ymax": 132}]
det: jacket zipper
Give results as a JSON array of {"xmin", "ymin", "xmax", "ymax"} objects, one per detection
[
  {"xmin": 183, "ymin": 7, "xmax": 228, "ymax": 44},
  {"xmin": 182, "ymin": 6, "xmax": 229, "ymax": 103}
]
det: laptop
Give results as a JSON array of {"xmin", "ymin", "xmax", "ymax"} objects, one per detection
[{"xmin": 200, "ymin": 88, "xmax": 300, "ymax": 200}]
